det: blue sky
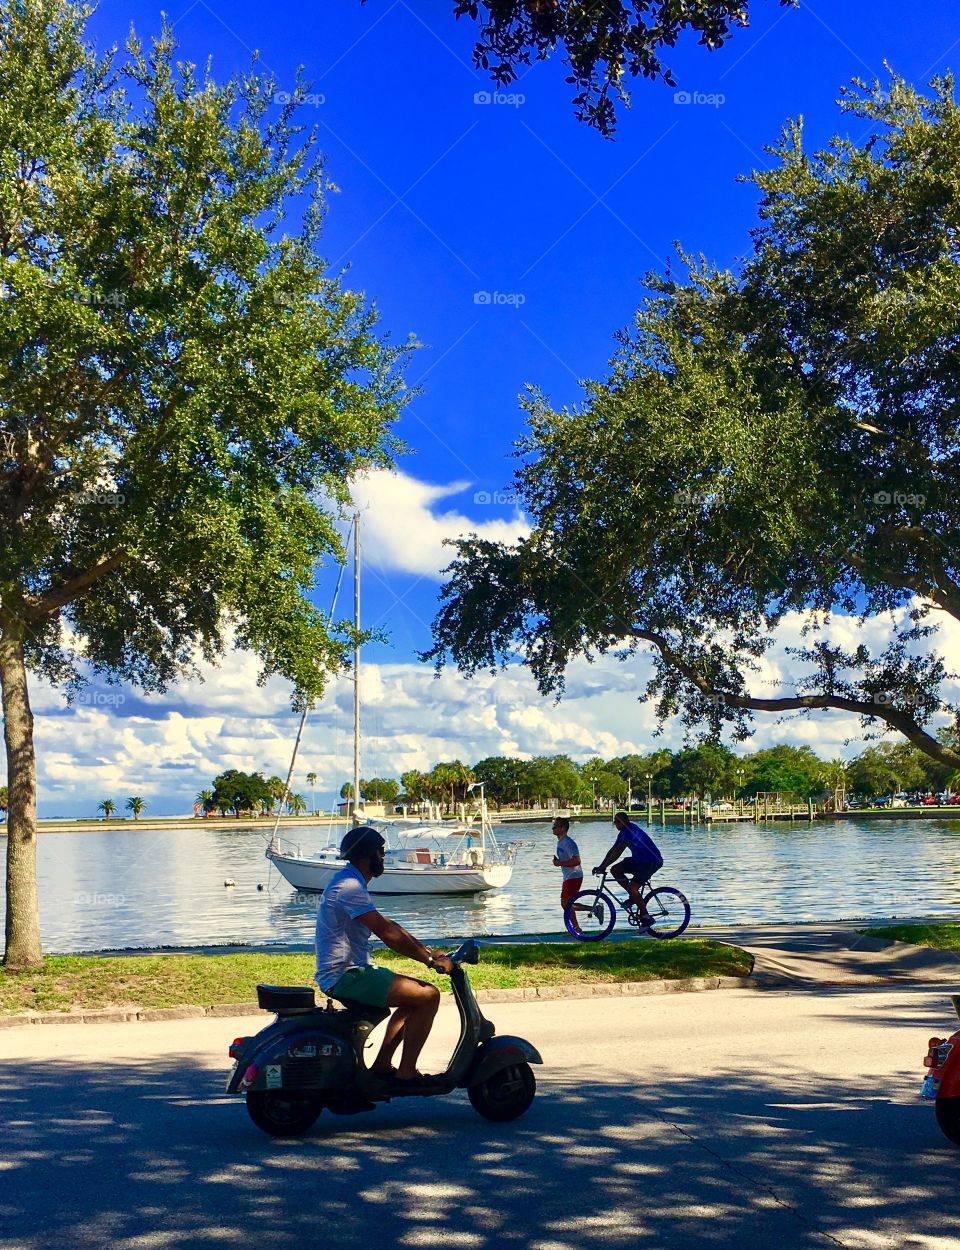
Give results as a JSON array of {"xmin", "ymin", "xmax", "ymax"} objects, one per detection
[{"xmin": 28, "ymin": 0, "xmax": 960, "ymax": 815}]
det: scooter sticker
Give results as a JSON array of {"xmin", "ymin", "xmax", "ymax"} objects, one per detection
[
  {"xmin": 265, "ymin": 1065, "xmax": 283, "ymax": 1089},
  {"xmin": 288, "ymin": 1043, "xmax": 317, "ymax": 1059}
]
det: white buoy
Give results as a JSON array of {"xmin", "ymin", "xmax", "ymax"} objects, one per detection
[{"xmin": 224, "ymin": 879, "xmax": 236, "ymax": 888}]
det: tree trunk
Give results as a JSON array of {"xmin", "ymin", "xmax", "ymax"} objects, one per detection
[{"xmin": 1, "ymin": 633, "xmax": 42, "ymax": 969}]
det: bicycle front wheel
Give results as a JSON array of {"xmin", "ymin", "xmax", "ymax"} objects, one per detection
[
  {"xmin": 564, "ymin": 889, "xmax": 617, "ymax": 941},
  {"xmin": 644, "ymin": 886, "xmax": 691, "ymax": 939}
]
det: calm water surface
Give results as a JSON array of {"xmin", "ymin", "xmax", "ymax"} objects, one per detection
[{"xmin": 4, "ymin": 817, "xmax": 959, "ymax": 953}]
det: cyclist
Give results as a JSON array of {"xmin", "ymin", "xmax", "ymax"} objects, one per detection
[{"xmin": 593, "ymin": 811, "xmax": 664, "ymax": 929}]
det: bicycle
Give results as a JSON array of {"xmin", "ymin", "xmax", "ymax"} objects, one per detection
[{"xmin": 563, "ymin": 869, "xmax": 691, "ymax": 941}]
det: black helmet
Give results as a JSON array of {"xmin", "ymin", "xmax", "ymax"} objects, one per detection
[{"xmin": 339, "ymin": 825, "xmax": 386, "ymax": 863}]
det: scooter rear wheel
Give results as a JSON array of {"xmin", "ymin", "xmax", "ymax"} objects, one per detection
[
  {"xmin": 246, "ymin": 1090, "xmax": 323, "ymax": 1137},
  {"xmin": 468, "ymin": 1062, "xmax": 536, "ymax": 1122},
  {"xmin": 935, "ymin": 1096, "xmax": 960, "ymax": 1146}
]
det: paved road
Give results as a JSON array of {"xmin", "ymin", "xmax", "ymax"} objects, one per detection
[{"xmin": 2, "ymin": 983, "xmax": 958, "ymax": 1250}]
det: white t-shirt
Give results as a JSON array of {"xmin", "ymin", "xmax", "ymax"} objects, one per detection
[
  {"xmin": 555, "ymin": 835, "xmax": 583, "ymax": 881},
  {"xmin": 314, "ymin": 865, "xmax": 377, "ymax": 990}
]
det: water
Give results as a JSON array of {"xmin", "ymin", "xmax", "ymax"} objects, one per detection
[{"xmin": 3, "ymin": 817, "xmax": 959, "ymax": 953}]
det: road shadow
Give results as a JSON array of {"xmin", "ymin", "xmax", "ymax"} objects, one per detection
[{"xmin": 0, "ymin": 1040, "xmax": 953, "ymax": 1250}]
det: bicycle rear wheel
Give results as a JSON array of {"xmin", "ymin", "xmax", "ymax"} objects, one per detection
[
  {"xmin": 643, "ymin": 886, "xmax": 691, "ymax": 939},
  {"xmin": 564, "ymin": 889, "xmax": 617, "ymax": 941}
]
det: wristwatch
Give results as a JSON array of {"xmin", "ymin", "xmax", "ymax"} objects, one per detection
[{"xmin": 425, "ymin": 955, "xmax": 436, "ymax": 969}]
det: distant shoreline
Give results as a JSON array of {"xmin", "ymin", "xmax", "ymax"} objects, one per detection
[{"xmin": 2, "ymin": 805, "xmax": 959, "ymax": 836}]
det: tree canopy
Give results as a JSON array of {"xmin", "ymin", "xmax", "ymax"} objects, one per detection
[
  {"xmin": 450, "ymin": 0, "xmax": 797, "ymax": 135},
  {"xmin": 0, "ymin": 0, "xmax": 411, "ymax": 966},
  {"xmin": 427, "ymin": 75, "xmax": 960, "ymax": 773}
]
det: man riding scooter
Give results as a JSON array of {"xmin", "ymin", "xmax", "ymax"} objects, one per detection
[{"xmin": 315, "ymin": 826, "xmax": 454, "ymax": 1085}]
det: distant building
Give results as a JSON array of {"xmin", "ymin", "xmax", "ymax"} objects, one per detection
[{"xmin": 337, "ymin": 799, "xmax": 386, "ymax": 819}]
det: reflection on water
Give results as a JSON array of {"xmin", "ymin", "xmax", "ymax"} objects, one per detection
[{"xmin": 2, "ymin": 817, "xmax": 959, "ymax": 952}]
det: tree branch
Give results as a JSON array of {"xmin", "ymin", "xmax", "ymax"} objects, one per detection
[
  {"xmin": 25, "ymin": 551, "xmax": 129, "ymax": 618},
  {"xmin": 629, "ymin": 626, "xmax": 960, "ymax": 770}
]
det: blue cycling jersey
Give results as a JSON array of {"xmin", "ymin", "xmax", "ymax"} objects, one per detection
[{"xmin": 619, "ymin": 821, "xmax": 663, "ymax": 865}]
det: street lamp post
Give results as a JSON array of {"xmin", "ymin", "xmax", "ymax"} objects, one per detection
[
  {"xmin": 645, "ymin": 772, "xmax": 652, "ymax": 824},
  {"xmin": 736, "ymin": 768, "xmax": 744, "ymax": 813}
]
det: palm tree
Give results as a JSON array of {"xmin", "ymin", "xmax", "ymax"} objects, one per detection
[
  {"xmin": 126, "ymin": 796, "xmax": 146, "ymax": 820},
  {"xmin": 288, "ymin": 793, "xmax": 308, "ymax": 816},
  {"xmin": 306, "ymin": 771, "xmax": 318, "ymax": 815},
  {"xmin": 267, "ymin": 775, "xmax": 286, "ymax": 814},
  {"xmin": 97, "ymin": 799, "xmax": 116, "ymax": 820},
  {"xmin": 0, "ymin": 785, "xmax": 8, "ymax": 821},
  {"xmin": 195, "ymin": 789, "xmax": 214, "ymax": 817}
]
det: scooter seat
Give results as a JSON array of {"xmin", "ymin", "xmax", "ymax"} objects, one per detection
[
  {"xmin": 333, "ymin": 997, "xmax": 390, "ymax": 1026},
  {"xmin": 256, "ymin": 984, "xmax": 317, "ymax": 1014}
]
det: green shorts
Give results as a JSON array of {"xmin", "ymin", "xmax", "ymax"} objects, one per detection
[{"xmin": 325, "ymin": 965, "xmax": 395, "ymax": 1007}]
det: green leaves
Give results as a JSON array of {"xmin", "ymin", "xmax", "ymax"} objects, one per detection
[
  {"xmin": 453, "ymin": 0, "xmax": 798, "ymax": 135},
  {"xmin": 429, "ymin": 74, "xmax": 960, "ymax": 769},
  {"xmin": 0, "ymin": 0, "xmax": 412, "ymax": 706}
]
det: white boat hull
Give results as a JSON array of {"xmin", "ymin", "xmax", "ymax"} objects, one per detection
[{"xmin": 267, "ymin": 849, "xmax": 512, "ymax": 895}]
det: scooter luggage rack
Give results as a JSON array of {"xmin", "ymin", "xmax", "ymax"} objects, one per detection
[{"xmin": 256, "ymin": 984, "xmax": 316, "ymax": 1015}]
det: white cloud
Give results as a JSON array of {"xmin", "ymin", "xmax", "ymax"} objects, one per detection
[
  {"xmin": 11, "ymin": 470, "xmax": 960, "ymax": 817},
  {"xmin": 349, "ymin": 468, "xmax": 529, "ymax": 579}
]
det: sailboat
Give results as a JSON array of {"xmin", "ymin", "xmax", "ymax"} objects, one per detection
[{"xmin": 265, "ymin": 514, "xmax": 517, "ymax": 896}]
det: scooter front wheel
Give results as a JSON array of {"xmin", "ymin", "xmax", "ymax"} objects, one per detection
[
  {"xmin": 936, "ymin": 1096, "xmax": 960, "ymax": 1146},
  {"xmin": 246, "ymin": 1090, "xmax": 323, "ymax": 1137},
  {"xmin": 468, "ymin": 1062, "xmax": 536, "ymax": 1122}
]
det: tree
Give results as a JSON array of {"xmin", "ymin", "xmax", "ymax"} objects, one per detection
[
  {"xmin": 266, "ymin": 778, "xmax": 287, "ymax": 816},
  {"xmin": 740, "ymin": 745, "xmax": 825, "ymax": 798},
  {"xmin": 194, "ymin": 789, "xmax": 215, "ymax": 816},
  {"xmin": 0, "ymin": 2, "xmax": 410, "ymax": 968},
  {"xmin": 97, "ymin": 799, "xmax": 116, "ymax": 819},
  {"xmin": 212, "ymin": 770, "xmax": 271, "ymax": 818},
  {"xmin": 0, "ymin": 785, "xmax": 6, "ymax": 818},
  {"xmin": 427, "ymin": 76, "xmax": 960, "ymax": 779},
  {"xmin": 427, "ymin": 761, "xmax": 474, "ymax": 812},
  {"xmin": 471, "ymin": 756, "xmax": 528, "ymax": 809},
  {"xmin": 305, "ymin": 771, "xmax": 318, "ymax": 815},
  {"xmin": 847, "ymin": 742, "xmax": 935, "ymax": 799},
  {"xmin": 361, "ymin": 777, "xmax": 400, "ymax": 804},
  {"xmin": 400, "ymin": 770, "xmax": 429, "ymax": 808},
  {"xmin": 125, "ymin": 796, "xmax": 146, "ymax": 820},
  {"xmin": 287, "ymin": 792, "xmax": 308, "ymax": 816},
  {"xmin": 452, "ymin": 0, "xmax": 797, "ymax": 135},
  {"xmin": 667, "ymin": 744, "xmax": 737, "ymax": 797}
]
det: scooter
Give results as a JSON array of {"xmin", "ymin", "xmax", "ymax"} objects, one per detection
[
  {"xmin": 225, "ymin": 940, "xmax": 542, "ymax": 1136},
  {"xmin": 920, "ymin": 993, "xmax": 960, "ymax": 1146}
]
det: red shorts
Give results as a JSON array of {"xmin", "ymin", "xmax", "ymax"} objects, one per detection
[{"xmin": 561, "ymin": 877, "xmax": 584, "ymax": 906}]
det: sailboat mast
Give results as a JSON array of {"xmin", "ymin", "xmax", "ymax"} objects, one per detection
[{"xmin": 352, "ymin": 512, "xmax": 361, "ymax": 825}]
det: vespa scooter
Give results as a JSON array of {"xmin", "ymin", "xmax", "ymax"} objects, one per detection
[
  {"xmin": 226, "ymin": 940, "xmax": 542, "ymax": 1136},
  {"xmin": 920, "ymin": 993, "xmax": 960, "ymax": 1146}
]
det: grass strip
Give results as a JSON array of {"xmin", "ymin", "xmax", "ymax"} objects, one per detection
[
  {"xmin": 861, "ymin": 922, "xmax": 960, "ymax": 953},
  {"xmin": 0, "ymin": 939, "xmax": 752, "ymax": 1015}
]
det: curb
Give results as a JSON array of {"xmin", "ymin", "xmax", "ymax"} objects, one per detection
[{"xmin": 0, "ymin": 974, "xmax": 756, "ymax": 1029}]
